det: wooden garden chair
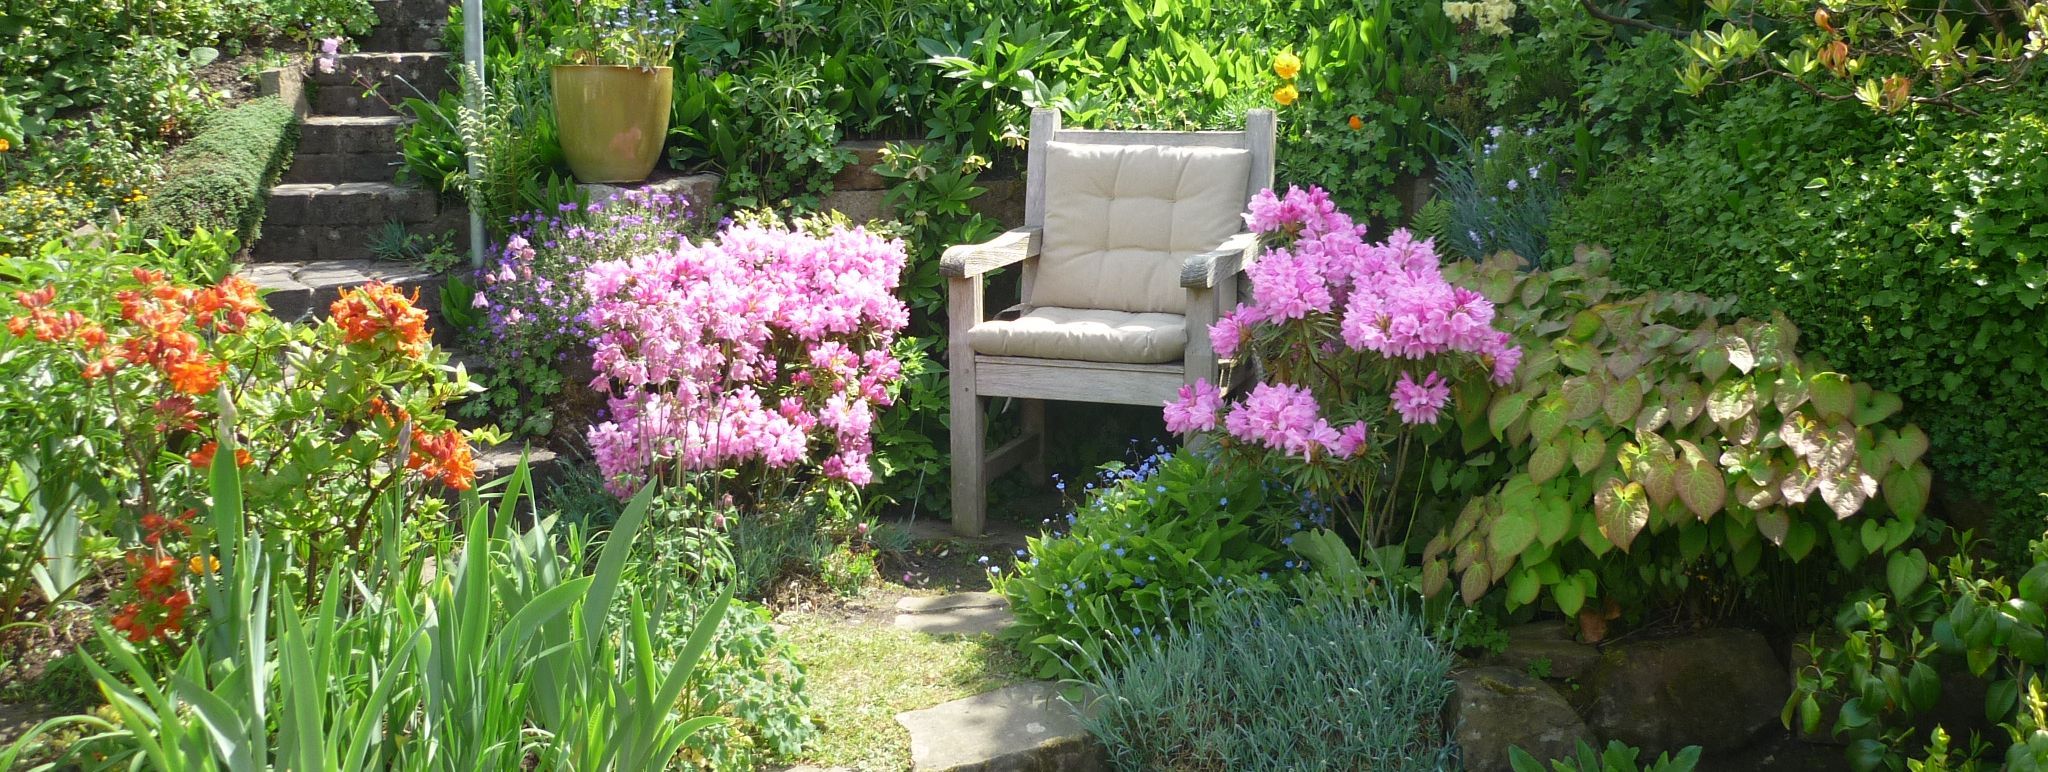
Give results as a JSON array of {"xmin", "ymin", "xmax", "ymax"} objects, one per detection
[{"xmin": 941, "ymin": 107, "xmax": 1277, "ymax": 536}]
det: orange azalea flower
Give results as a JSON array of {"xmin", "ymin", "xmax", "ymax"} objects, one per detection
[
  {"xmin": 188, "ymin": 441, "xmax": 252, "ymax": 470},
  {"xmin": 192, "ymin": 276, "xmax": 264, "ymax": 333},
  {"xmin": 406, "ymin": 427, "xmax": 475, "ymax": 490},
  {"xmin": 331, "ymin": 281, "xmax": 430, "ymax": 357},
  {"xmin": 166, "ymin": 357, "xmax": 224, "ymax": 395},
  {"xmin": 1348, "ymin": 114, "xmax": 1364, "ymax": 131},
  {"xmin": 14, "ymin": 284, "xmax": 54, "ymax": 309}
]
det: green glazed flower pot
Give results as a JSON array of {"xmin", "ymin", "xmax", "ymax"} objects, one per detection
[{"xmin": 551, "ymin": 65, "xmax": 674, "ymax": 184}]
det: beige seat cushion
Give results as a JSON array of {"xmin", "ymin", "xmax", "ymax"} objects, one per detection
[
  {"xmin": 969, "ymin": 307, "xmax": 1187, "ymax": 364},
  {"xmin": 1032, "ymin": 141, "xmax": 1252, "ymax": 315}
]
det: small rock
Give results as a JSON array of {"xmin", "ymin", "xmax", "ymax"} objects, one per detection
[
  {"xmin": 1449, "ymin": 666, "xmax": 1596, "ymax": 771},
  {"xmin": 895, "ymin": 681, "xmax": 1104, "ymax": 771},
  {"xmin": 1585, "ymin": 628, "xmax": 1790, "ymax": 756}
]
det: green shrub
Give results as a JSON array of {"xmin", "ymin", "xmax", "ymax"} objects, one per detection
[
  {"xmin": 1552, "ymin": 83, "xmax": 2048, "ymax": 561},
  {"xmin": 137, "ymin": 96, "xmax": 298, "ymax": 244},
  {"xmin": 1511, "ymin": 740, "xmax": 1701, "ymax": 772},
  {"xmin": 993, "ymin": 451, "xmax": 1294, "ymax": 678},
  {"xmin": 1075, "ymin": 588, "xmax": 1457, "ymax": 772},
  {"xmin": 1429, "ymin": 249, "xmax": 1935, "ymax": 621}
]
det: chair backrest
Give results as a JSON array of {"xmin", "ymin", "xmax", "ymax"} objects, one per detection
[{"xmin": 1021, "ymin": 109, "xmax": 1277, "ymax": 315}]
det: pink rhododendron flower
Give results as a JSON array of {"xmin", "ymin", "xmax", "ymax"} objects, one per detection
[
  {"xmin": 1223, "ymin": 383, "xmax": 1342, "ymax": 459},
  {"xmin": 581, "ymin": 220, "xmax": 909, "ymax": 496},
  {"xmin": 1163, "ymin": 379, "xmax": 1225, "ymax": 434},
  {"xmin": 1391, "ymin": 371, "xmax": 1451, "ymax": 425}
]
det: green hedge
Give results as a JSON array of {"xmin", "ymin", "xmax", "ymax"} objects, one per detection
[
  {"xmin": 137, "ymin": 96, "xmax": 298, "ymax": 245},
  {"xmin": 1552, "ymin": 83, "xmax": 2048, "ymax": 553}
]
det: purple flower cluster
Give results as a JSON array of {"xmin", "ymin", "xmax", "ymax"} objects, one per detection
[
  {"xmin": 1165, "ymin": 185, "xmax": 1522, "ymax": 462},
  {"xmin": 580, "ymin": 220, "xmax": 910, "ymax": 496}
]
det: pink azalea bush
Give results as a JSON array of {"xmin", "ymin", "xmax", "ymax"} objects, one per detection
[
  {"xmin": 1164, "ymin": 185, "xmax": 1520, "ymax": 540},
  {"xmin": 581, "ymin": 217, "xmax": 909, "ymax": 498}
]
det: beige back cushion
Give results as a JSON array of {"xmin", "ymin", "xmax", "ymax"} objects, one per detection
[{"xmin": 1031, "ymin": 141, "xmax": 1252, "ymax": 314}]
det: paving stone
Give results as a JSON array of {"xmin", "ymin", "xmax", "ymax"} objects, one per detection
[
  {"xmin": 243, "ymin": 259, "xmax": 443, "ymax": 323},
  {"xmin": 895, "ymin": 682, "xmax": 1104, "ymax": 772},
  {"xmin": 298, "ymin": 115, "xmax": 412, "ymax": 154},
  {"xmin": 897, "ymin": 592, "xmax": 1007, "ymax": 614},
  {"xmin": 895, "ymin": 592, "xmax": 1015, "ymax": 635}
]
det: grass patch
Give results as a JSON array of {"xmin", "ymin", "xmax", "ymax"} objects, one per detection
[{"xmin": 778, "ymin": 612, "xmax": 1028, "ymax": 770}]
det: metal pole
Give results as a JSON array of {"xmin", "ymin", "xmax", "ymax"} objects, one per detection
[{"xmin": 463, "ymin": 0, "xmax": 486, "ymax": 269}]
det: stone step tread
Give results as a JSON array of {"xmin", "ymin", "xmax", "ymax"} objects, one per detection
[
  {"xmin": 895, "ymin": 682, "xmax": 1103, "ymax": 772},
  {"xmin": 304, "ymin": 115, "xmax": 414, "ymax": 128},
  {"xmin": 265, "ymin": 182, "xmax": 442, "ymax": 228},
  {"xmin": 244, "ymin": 259, "xmax": 438, "ymax": 296}
]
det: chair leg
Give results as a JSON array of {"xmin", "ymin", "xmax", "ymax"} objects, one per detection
[
  {"xmin": 1021, "ymin": 398, "xmax": 1047, "ymax": 485},
  {"xmin": 950, "ymin": 381, "xmax": 986, "ymax": 538}
]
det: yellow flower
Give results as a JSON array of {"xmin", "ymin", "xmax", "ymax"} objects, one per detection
[
  {"xmin": 0, "ymin": 138, "xmax": 10, "ymax": 152},
  {"xmin": 1273, "ymin": 83, "xmax": 1299, "ymax": 106},
  {"xmin": 1273, "ymin": 52, "xmax": 1302, "ymax": 80}
]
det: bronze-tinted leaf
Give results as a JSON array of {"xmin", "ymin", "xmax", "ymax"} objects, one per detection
[
  {"xmin": 1460, "ymin": 563, "xmax": 1491, "ymax": 605},
  {"xmin": 1489, "ymin": 389, "xmax": 1532, "ymax": 439},
  {"xmin": 1603, "ymin": 376, "xmax": 1645, "ymax": 427},
  {"xmin": 1421, "ymin": 558, "xmax": 1449, "ymax": 598},
  {"xmin": 1530, "ymin": 395, "xmax": 1569, "ymax": 444},
  {"xmin": 1668, "ymin": 381, "xmax": 1707, "ymax": 427},
  {"xmin": 1773, "ymin": 368, "xmax": 1810, "ymax": 415},
  {"xmin": 1699, "ymin": 344, "xmax": 1731, "ymax": 381},
  {"xmin": 1594, "ymin": 479, "xmax": 1651, "ymax": 553},
  {"xmin": 1707, "ymin": 378, "xmax": 1757, "ymax": 425},
  {"xmin": 1677, "ymin": 456, "xmax": 1728, "ymax": 521},
  {"xmin": 1722, "ymin": 330, "xmax": 1757, "ymax": 374},
  {"xmin": 1635, "ymin": 399, "xmax": 1671, "ymax": 434},
  {"xmin": 1779, "ymin": 465, "xmax": 1819, "ymax": 505},
  {"xmin": 1561, "ymin": 375, "xmax": 1605, "ymax": 421},
  {"xmin": 1820, "ymin": 460, "xmax": 1879, "ymax": 519},
  {"xmin": 1734, "ymin": 476, "xmax": 1779, "ymax": 510}
]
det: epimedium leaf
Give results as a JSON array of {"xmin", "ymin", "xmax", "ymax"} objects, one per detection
[
  {"xmin": 1698, "ymin": 343, "xmax": 1731, "ymax": 381},
  {"xmin": 1855, "ymin": 390, "xmax": 1903, "ymax": 426},
  {"xmin": 1887, "ymin": 550, "xmax": 1929, "ymax": 601},
  {"xmin": 1507, "ymin": 567, "xmax": 1541, "ymax": 607},
  {"xmin": 1784, "ymin": 519, "xmax": 1818, "ymax": 561},
  {"xmin": 1553, "ymin": 580, "xmax": 1586, "ymax": 617},
  {"xmin": 1593, "ymin": 479, "xmax": 1650, "ymax": 553},
  {"xmin": 1634, "ymin": 398, "xmax": 1671, "ymax": 434},
  {"xmin": 1722, "ymin": 330, "xmax": 1757, "ymax": 374},
  {"xmin": 1536, "ymin": 492, "xmax": 1574, "ymax": 547},
  {"xmin": 1529, "ymin": 440, "xmax": 1569, "ymax": 485},
  {"xmin": 1603, "ymin": 375, "xmax": 1645, "ymax": 427},
  {"xmin": 1529, "ymin": 395, "xmax": 1569, "ymax": 445},
  {"xmin": 1460, "ymin": 562, "xmax": 1491, "ymax": 605},
  {"xmin": 1883, "ymin": 464, "xmax": 1931, "ymax": 519},
  {"xmin": 1707, "ymin": 378, "xmax": 1757, "ymax": 425},
  {"xmin": 1886, "ymin": 424, "xmax": 1930, "ymax": 468},
  {"xmin": 1421, "ymin": 559, "xmax": 1449, "ymax": 598},
  {"xmin": 1573, "ymin": 428, "xmax": 1610, "ymax": 475},
  {"xmin": 1676, "ymin": 455, "xmax": 1727, "ymax": 521},
  {"xmin": 1809, "ymin": 372, "xmax": 1855, "ymax": 422},
  {"xmin": 1734, "ymin": 476, "xmax": 1779, "ymax": 510},
  {"xmin": 1756, "ymin": 508, "xmax": 1790, "ymax": 546},
  {"xmin": 1820, "ymin": 458, "xmax": 1879, "ymax": 519},
  {"xmin": 1489, "ymin": 389, "xmax": 1532, "ymax": 439},
  {"xmin": 1773, "ymin": 368, "xmax": 1810, "ymax": 415},
  {"xmin": 1560, "ymin": 375, "xmax": 1605, "ymax": 421},
  {"xmin": 1666, "ymin": 380, "xmax": 1707, "ymax": 427}
]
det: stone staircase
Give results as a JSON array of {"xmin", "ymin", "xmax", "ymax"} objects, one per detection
[{"xmin": 247, "ymin": 0, "xmax": 460, "ymax": 327}]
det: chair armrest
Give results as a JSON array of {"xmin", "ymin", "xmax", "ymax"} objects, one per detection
[
  {"xmin": 1180, "ymin": 232, "xmax": 1261, "ymax": 289},
  {"xmin": 940, "ymin": 228, "xmax": 1043, "ymax": 278}
]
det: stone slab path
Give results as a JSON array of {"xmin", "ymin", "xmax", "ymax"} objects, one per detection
[
  {"xmin": 893, "ymin": 591, "xmax": 1015, "ymax": 636},
  {"xmin": 895, "ymin": 681, "xmax": 1103, "ymax": 772}
]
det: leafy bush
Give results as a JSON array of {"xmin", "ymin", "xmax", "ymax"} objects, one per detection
[
  {"xmin": 1553, "ymin": 85, "xmax": 2048, "ymax": 561},
  {"xmin": 1788, "ymin": 529, "xmax": 2048, "ymax": 771},
  {"xmin": 1426, "ymin": 248, "xmax": 1934, "ymax": 622},
  {"xmin": 994, "ymin": 451, "xmax": 1293, "ymax": 677},
  {"xmin": 137, "ymin": 97, "xmax": 299, "ymax": 245},
  {"xmin": 1511, "ymin": 740, "xmax": 1701, "ymax": 772},
  {"xmin": 1, "ymin": 460, "xmax": 737, "ymax": 771},
  {"xmin": 1, "ymin": 237, "xmax": 478, "ymax": 632},
  {"xmin": 0, "ymin": 117, "xmax": 165, "ymax": 259},
  {"xmin": 1075, "ymin": 588, "xmax": 1457, "ymax": 771}
]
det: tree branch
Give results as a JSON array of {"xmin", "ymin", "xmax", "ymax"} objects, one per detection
[{"xmin": 1578, "ymin": 0, "xmax": 1688, "ymax": 37}]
